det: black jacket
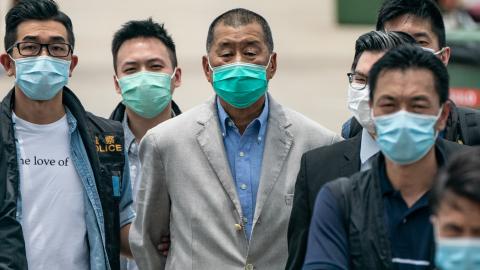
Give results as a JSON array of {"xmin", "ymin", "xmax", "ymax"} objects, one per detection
[
  {"xmin": 109, "ymin": 100, "xmax": 182, "ymax": 122},
  {"xmin": 286, "ymin": 132, "xmax": 362, "ymax": 270},
  {"xmin": 325, "ymin": 139, "xmax": 468, "ymax": 270},
  {"xmin": 345, "ymin": 103, "xmax": 480, "ymax": 145},
  {"xmin": 0, "ymin": 88, "xmax": 126, "ymax": 270}
]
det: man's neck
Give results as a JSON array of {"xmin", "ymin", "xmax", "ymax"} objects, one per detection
[
  {"xmin": 126, "ymin": 105, "xmax": 172, "ymax": 143},
  {"xmin": 220, "ymin": 96, "xmax": 265, "ymax": 134},
  {"xmin": 385, "ymin": 148, "xmax": 438, "ymax": 208},
  {"xmin": 13, "ymin": 88, "xmax": 65, "ymax": 124}
]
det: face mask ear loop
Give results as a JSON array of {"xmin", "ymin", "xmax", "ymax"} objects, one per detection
[
  {"xmin": 265, "ymin": 54, "xmax": 273, "ymax": 70},
  {"xmin": 433, "ymin": 106, "xmax": 445, "ymax": 138},
  {"xmin": 170, "ymin": 67, "xmax": 178, "ymax": 79},
  {"xmin": 207, "ymin": 57, "xmax": 215, "ymax": 72}
]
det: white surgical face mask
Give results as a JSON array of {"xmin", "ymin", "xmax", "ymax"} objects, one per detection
[{"xmin": 347, "ymin": 83, "xmax": 375, "ymax": 134}]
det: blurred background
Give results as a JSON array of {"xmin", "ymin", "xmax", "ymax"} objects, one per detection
[{"xmin": 1, "ymin": 0, "xmax": 479, "ymax": 133}]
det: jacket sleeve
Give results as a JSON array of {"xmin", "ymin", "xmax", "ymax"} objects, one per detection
[
  {"xmin": 129, "ymin": 132, "xmax": 170, "ymax": 270},
  {"xmin": 286, "ymin": 153, "xmax": 311, "ymax": 270},
  {"xmin": 0, "ymin": 190, "xmax": 28, "ymax": 269}
]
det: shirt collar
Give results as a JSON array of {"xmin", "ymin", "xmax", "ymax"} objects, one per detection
[
  {"xmin": 216, "ymin": 95, "xmax": 269, "ymax": 140},
  {"xmin": 65, "ymin": 108, "xmax": 77, "ymax": 134},
  {"xmin": 360, "ymin": 128, "xmax": 380, "ymax": 165},
  {"xmin": 122, "ymin": 111, "xmax": 136, "ymax": 152}
]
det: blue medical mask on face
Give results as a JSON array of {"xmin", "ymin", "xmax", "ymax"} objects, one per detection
[
  {"xmin": 373, "ymin": 109, "xmax": 442, "ymax": 165},
  {"xmin": 118, "ymin": 70, "xmax": 175, "ymax": 119},
  {"xmin": 12, "ymin": 56, "xmax": 70, "ymax": 101},
  {"xmin": 435, "ymin": 238, "xmax": 480, "ymax": 270},
  {"xmin": 209, "ymin": 56, "xmax": 271, "ymax": 109}
]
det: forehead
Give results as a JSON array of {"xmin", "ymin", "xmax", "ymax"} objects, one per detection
[
  {"xmin": 437, "ymin": 192, "xmax": 480, "ymax": 223},
  {"xmin": 355, "ymin": 51, "xmax": 385, "ymax": 74},
  {"xmin": 16, "ymin": 20, "xmax": 68, "ymax": 42},
  {"xmin": 384, "ymin": 15, "xmax": 438, "ymax": 44},
  {"xmin": 374, "ymin": 68, "xmax": 438, "ymax": 101},
  {"xmin": 116, "ymin": 37, "xmax": 171, "ymax": 63},
  {"xmin": 211, "ymin": 22, "xmax": 267, "ymax": 47}
]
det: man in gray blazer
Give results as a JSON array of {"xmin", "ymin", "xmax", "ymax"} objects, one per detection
[{"xmin": 129, "ymin": 8, "xmax": 341, "ymax": 270}]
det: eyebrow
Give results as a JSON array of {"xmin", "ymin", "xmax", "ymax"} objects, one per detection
[
  {"xmin": 412, "ymin": 32, "xmax": 431, "ymax": 40},
  {"xmin": 22, "ymin": 35, "xmax": 67, "ymax": 43},
  {"xmin": 353, "ymin": 70, "xmax": 368, "ymax": 77}
]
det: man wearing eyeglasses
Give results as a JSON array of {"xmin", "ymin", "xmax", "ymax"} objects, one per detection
[
  {"xmin": 0, "ymin": 1, "xmax": 134, "ymax": 270},
  {"xmin": 342, "ymin": 0, "xmax": 480, "ymax": 146},
  {"xmin": 286, "ymin": 31, "xmax": 417, "ymax": 270}
]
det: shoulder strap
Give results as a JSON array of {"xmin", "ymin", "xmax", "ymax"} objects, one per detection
[{"xmin": 326, "ymin": 177, "xmax": 354, "ymax": 229}]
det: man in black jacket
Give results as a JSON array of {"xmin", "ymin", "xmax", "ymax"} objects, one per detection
[
  {"xmin": 0, "ymin": 1, "xmax": 134, "ymax": 269},
  {"xmin": 342, "ymin": 0, "xmax": 480, "ymax": 146},
  {"xmin": 304, "ymin": 45, "xmax": 470, "ymax": 270},
  {"xmin": 286, "ymin": 30, "xmax": 416, "ymax": 270},
  {"xmin": 108, "ymin": 18, "xmax": 182, "ymax": 270}
]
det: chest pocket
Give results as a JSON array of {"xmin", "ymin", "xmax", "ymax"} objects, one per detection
[{"xmin": 95, "ymin": 133, "xmax": 125, "ymax": 199}]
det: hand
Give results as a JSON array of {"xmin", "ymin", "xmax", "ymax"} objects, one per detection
[{"xmin": 157, "ymin": 234, "xmax": 170, "ymax": 257}]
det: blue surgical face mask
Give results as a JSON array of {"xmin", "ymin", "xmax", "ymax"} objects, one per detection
[
  {"xmin": 209, "ymin": 56, "xmax": 271, "ymax": 109},
  {"xmin": 435, "ymin": 238, "xmax": 480, "ymax": 270},
  {"xmin": 117, "ymin": 70, "xmax": 175, "ymax": 119},
  {"xmin": 12, "ymin": 56, "xmax": 70, "ymax": 101},
  {"xmin": 373, "ymin": 109, "xmax": 442, "ymax": 165}
]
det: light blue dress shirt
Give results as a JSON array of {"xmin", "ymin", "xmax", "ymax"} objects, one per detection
[
  {"xmin": 217, "ymin": 96, "xmax": 269, "ymax": 239},
  {"xmin": 360, "ymin": 128, "xmax": 380, "ymax": 171}
]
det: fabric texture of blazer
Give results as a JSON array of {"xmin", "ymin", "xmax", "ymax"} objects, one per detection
[
  {"xmin": 286, "ymin": 131, "xmax": 362, "ymax": 270},
  {"xmin": 129, "ymin": 95, "xmax": 341, "ymax": 270}
]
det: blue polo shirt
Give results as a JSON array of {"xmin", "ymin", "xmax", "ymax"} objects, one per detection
[{"xmin": 304, "ymin": 157, "xmax": 434, "ymax": 270}]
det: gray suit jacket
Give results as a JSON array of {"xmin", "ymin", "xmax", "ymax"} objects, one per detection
[{"xmin": 129, "ymin": 95, "xmax": 341, "ymax": 270}]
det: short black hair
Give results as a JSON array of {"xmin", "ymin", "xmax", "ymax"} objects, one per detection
[
  {"xmin": 206, "ymin": 8, "xmax": 274, "ymax": 53},
  {"xmin": 5, "ymin": 0, "xmax": 75, "ymax": 52},
  {"xmin": 368, "ymin": 44, "xmax": 449, "ymax": 104},
  {"xmin": 111, "ymin": 18, "xmax": 177, "ymax": 72},
  {"xmin": 431, "ymin": 147, "xmax": 480, "ymax": 213},
  {"xmin": 351, "ymin": 31, "xmax": 417, "ymax": 71},
  {"xmin": 376, "ymin": 0, "xmax": 446, "ymax": 48}
]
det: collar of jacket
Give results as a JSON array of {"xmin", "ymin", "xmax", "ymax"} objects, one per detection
[
  {"xmin": 109, "ymin": 100, "xmax": 182, "ymax": 122},
  {"xmin": 196, "ymin": 93, "xmax": 292, "ymax": 130}
]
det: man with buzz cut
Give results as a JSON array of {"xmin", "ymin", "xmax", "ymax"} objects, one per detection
[
  {"xmin": 129, "ymin": 8, "xmax": 341, "ymax": 270},
  {"xmin": 0, "ymin": 1, "xmax": 134, "ymax": 269},
  {"xmin": 109, "ymin": 18, "xmax": 182, "ymax": 270}
]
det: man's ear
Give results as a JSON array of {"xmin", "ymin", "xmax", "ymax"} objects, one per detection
[
  {"xmin": 266, "ymin": 52, "xmax": 277, "ymax": 80},
  {"xmin": 0, "ymin": 53, "xmax": 15, "ymax": 77},
  {"xmin": 69, "ymin": 55, "xmax": 79, "ymax": 77},
  {"xmin": 202, "ymin": 55, "xmax": 213, "ymax": 83},
  {"xmin": 113, "ymin": 75, "xmax": 121, "ymax": 95},
  {"xmin": 440, "ymin": 47, "xmax": 451, "ymax": 66},
  {"xmin": 436, "ymin": 101, "xmax": 451, "ymax": 131},
  {"xmin": 171, "ymin": 67, "xmax": 182, "ymax": 95}
]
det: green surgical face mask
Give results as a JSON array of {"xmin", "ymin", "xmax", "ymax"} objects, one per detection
[
  {"xmin": 117, "ymin": 70, "xmax": 175, "ymax": 119},
  {"xmin": 209, "ymin": 56, "xmax": 271, "ymax": 109}
]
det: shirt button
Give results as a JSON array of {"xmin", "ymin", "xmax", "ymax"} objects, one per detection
[
  {"xmin": 403, "ymin": 218, "xmax": 407, "ymax": 224},
  {"xmin": 245, "ymin": 264, "xmax": 254, "ymax": 270},
  {"xmin": 243, "ymin": 217, "xmax": 248, "ymax": 224},
  {"xmin": 240, "ymin": 184, "xmax": 247, "ymax": 190},
  {"xmin": 239, "ymin": 151, "xmax": 245, "ymax": 157},
  {"xmin": 234, "ymin": 223, "xmax": 243, "ymax": 231}
]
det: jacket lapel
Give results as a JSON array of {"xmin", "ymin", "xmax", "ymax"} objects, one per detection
[
  {"xmin": 339, "ymin": 131, "xmax": 362, "ymax": 176},
  {"xmin": 195, "ymin": 98, "xmax": 243, "ymax": 218},
  {"xmin": 253, "ymin": 96, "xmax": 294, "ymax": 223}
]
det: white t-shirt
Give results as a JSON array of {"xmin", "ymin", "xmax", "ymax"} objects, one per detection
[{"xmin": 14, "ymin": 113, "xmax": 89, "ymax": 270}]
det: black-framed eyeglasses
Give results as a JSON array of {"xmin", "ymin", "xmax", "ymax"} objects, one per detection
[
  {"xmin": 7, "ymin": 42, "xmax": 73, "ymax": 57},
  {"xmin": 347, "ymin": 72, "xmax": 368, "ymax": 90}
]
